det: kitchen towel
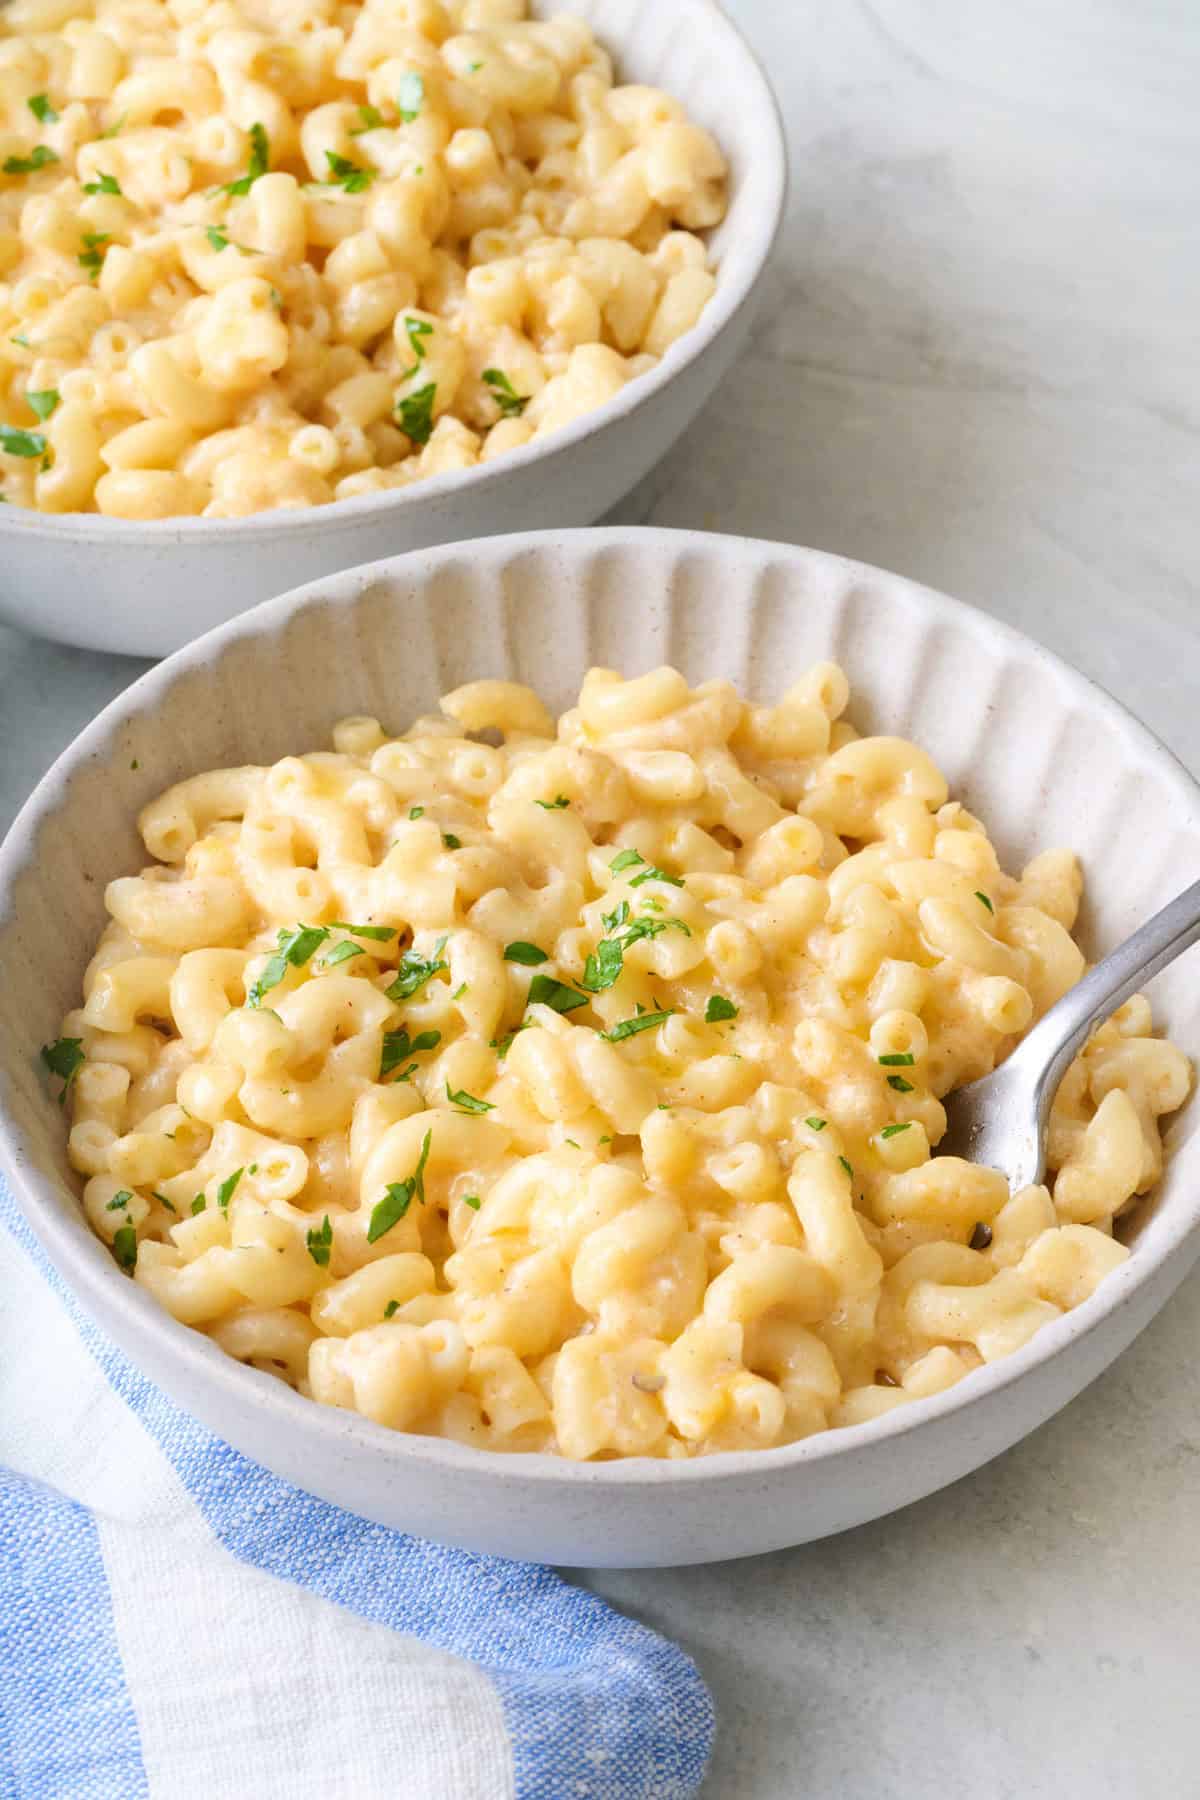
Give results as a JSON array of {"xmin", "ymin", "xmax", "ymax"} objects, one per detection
[{"xmin": 0, "ymin": 1177, "xmax": 714, "ymax": 1800}]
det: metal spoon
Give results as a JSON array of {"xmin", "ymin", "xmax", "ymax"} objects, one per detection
[{"xmin": 938, "ymin": 879, "xmax": 1200, "ymax": 1189}]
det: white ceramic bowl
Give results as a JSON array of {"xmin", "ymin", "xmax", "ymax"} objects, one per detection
[
  {"xmin": 0, "ymin": 0, "xmax": 784, "ymax": 659},
  {"xmin": 3, "ymin": 528, "xmax": 1199, "ymax": 1568}
]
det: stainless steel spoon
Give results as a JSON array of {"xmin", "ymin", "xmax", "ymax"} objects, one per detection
[{"xmin": 939, "ymin": 879, "xmax": 1200, "ymax": 1189}]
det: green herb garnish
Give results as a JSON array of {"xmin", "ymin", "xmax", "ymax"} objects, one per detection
[
  {"xmin": 40, "ymin": 1036, "xmax": 84, "ymax": 1102},
  {"xmin": 384, "ymin": 1298, "xmax": 401, "ymax": 1317},
  {"xmin": 629, "ymin": 864, "xmax": 683, "ymax": 890},
  {"xmin": 705, "ymin": 995, "xmax": 738, "ymax": 1023},
  {"xmin": 113, "ymin": 1223, "xmax": 138, "ymax": 1271},
  {"xmin": 385, "ymin": 937, "xmax": 448, "ymax": 1001},
  {"xmin": 462, "ymin": 1194, "xmax": 481, "ymax": 1210},
  {"xmin": 805, "ymin": 1116, "xmax": 827, "ymax": 1131},
  {"xmin": 27, "ymin": 94, "xmax": 58, "ymax": 124},
  {"xmin": 535, "ymin": 794, "xmax": 569, "ymax": 810},
  {"xmin": 306, "ymin": 1214, "xmax": 333, "ymax": 1266},
  {"xmin": 78, "ymin": 231, "xmax": 110, "ymax": 280},
  {"xmin": 380, "ymin": 1025, "xmax": 441, "ymax": 1082},
  {"xmin": 327, "ymin": 921, "xmax": 395, "ymax": 940},
  {"xmin": 325, "ymin": 149, "xmax": 375, "ymax": 193},
  {"xmin": 504, "ymin": 941, "xmax": 548, "ymax": 965},
  {"xmin": 105, "ymin": 1190, "xmax": 132, "ymax": 1212},
  {"xmin": 3, "ymin": 146, "xmax": 59, "ymax": 176},
  {"xmin": 602, "ymin": 1009, "xmax": 674, "ymax": 1043},
  {"xmin": 609, "ymin": 848, "xmax": 644, "ymax": 874},
  {"xmin": 408, "ymin": 805, "xmax": 424, "ymax": 819},
  {"xmin": 216, "ymin": 1167, "xmax": 243, "ymax": 1213},
  {"xmin": 367, "ymin": 1129, "xmax": 432, "ymax": 1241},
  {"xmin": 441, "ymin": 832, "xmax": 461, "ymax": 850},
  {"xmin": 248, "ymin": 923, "xmax": 329, "ymax": 1006},
  {"xmin": 878, "ymin": 1052, "xmax": 915, "ymax": 1067},
  {"xmin": 1, "ymin": 424, "xmax": 46, "ymax": 458},
  {"xmin": 396, "ymin": 380, "xmax": 436, "ymax": 445},
  {"xmin": 838, "ymin": 1155, "xmax": 854, "ymax": 1179},
  {"xmin": 191, "ymin": 1195, "xmax": 206, "ymax": 1216},
  {"xmin": 526, "ymin": 973, "xmax": 588, "ymax": 1014},
  {"xmin": 153, "ymin": 1190, "xmax": 176, "ymax": 1213},
  {"xmin": 482, "ymin": 367, "xmax": 529, "ymax": 419},
  {"xmin": 975, "ymin": 891, "xmax": 994, "ymax": 914},
  {"xmin": 82, "ymin": 170, "xmax": 121, "ymax": 196},
  {"xmin": 26, "ymin": 389, "xmax": 58, "ymax": 421},
  {"xmin": 321, "ymin": 940, "xmax": 364, "ymax": 967},
  {"xmin": 880, "ymin": 1122, "xmax": 912, "ymax": 1139},
  {"xmin": 223, "ymin": 122, "xmax": 269, "ymax": 195},
  {"xmin": 351, "ymin": 104, "xmax": 385, "ymax": 134},
  {"xmin": 887, "ymin": 1073, "xmax": 914, "ymax": 1093},
  {"xmin": 446, "ymin": 1083, "xmax": 494, "ymax": 1114}
]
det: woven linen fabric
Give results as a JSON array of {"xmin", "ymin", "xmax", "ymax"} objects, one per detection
[{"xmin": 0, "ymin": 1177, "xmax": 714, "ymax": 1800}]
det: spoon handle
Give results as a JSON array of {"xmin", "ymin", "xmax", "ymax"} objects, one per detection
[{"xmin": 1020, "ymin": 877, "xmax": 1200, "ymax": 1115}]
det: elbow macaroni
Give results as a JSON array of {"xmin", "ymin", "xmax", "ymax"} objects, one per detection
[
  {"xmin": 0, "ymin": 0, "xmax": 726, "ymax": 517},
  {"xmin": 50, "ymin": 663, "xmax": 1192, "ymax": 1458}
]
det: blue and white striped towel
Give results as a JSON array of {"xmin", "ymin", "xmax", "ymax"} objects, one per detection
[{"xmin": 0, "ymin": 1177, "xmax": 714, "ymax": 1800}]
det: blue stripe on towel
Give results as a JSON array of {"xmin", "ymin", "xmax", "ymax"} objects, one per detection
[{"xmin": 0, "ymin": 1465, "xmax": 148, "ymax": 1800}]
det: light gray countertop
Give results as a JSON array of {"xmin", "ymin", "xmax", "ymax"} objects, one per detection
[{"xmin": 2, "ymin": 3, "xmax": 1198, "ymax": 1795}]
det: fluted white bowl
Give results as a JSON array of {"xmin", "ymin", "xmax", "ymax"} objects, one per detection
[
  {"xmin": 2, "ymin": 528, "xmax": 1198, "ymax": 1567},
  {"xmin": 0, "ymin": 0, "xmax": 784, "ymax": 658}
]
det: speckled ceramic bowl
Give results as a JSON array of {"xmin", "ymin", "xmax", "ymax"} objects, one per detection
[{"xmin": 2, "ymin": 529, "xmax": 1198, "ymax": 1566}]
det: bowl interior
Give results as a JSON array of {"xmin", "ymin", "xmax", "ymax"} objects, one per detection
[{"xmin": 2, "ymin": 530, "xmax": 1199, "ymax": 1403}]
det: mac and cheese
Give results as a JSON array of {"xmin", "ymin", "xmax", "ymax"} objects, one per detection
[
  {"xmin": 0, "ymin": 0, "xmax": 726, "ymax": 516},
  {"xmin": 47, "ymin": 665, "xmax": 1192, "ymax": 1458}
]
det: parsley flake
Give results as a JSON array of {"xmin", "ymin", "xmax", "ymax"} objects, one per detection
[
  {"xmin": 27, "ymin": 94, "xmax": 58, "ymax": 124},
  {"xmin": 887, "ymin": 1073, "xmax": 914, "ymax": 1093},
  {"xmin": 609, "ymin": 848, "xmax": 644, "ymax": 874},
  {"xmin": 306, "ymin": 1214, "xmax": 333, "ymax": 1266},
  {"xmin": 482, "ymin": 366, "xmax": 529, "ymax": 418},
  {"xmin": 351, "ymin": 103, "xmax": 385, "ymax": 134},
  {"xmin": 112, "ymin": 1223, "xmax": 138, "ymax": 1271},
  {"xmin": 216, "ymin": 1167, "xmax": 243, "ymax": 1213},
  {"xmin": 367, "ymin": 1129, "xmax": 432, "ymax": 1241},
  {"xmin": 462, "ymin": 1194, "xmax": 481, "ymax": 1211},
  {"xmin": 446, "ymin": 1083, "xmax": 494, "ymax": 1114},
  {"xmin": 1, "ymin": 425, "xmax": 46, "ymax": 458},
  {"xmin": 380, "ymin": 1026, "xmax": 441, "ymax": 1082},
  {"xmin": 40, "ymin": 1036, "xmax": 84, "ymax": 1102},
  {"xmin": 526, "ymin": 973, "xmax": 588, "ymax": 1014},
  {"xmin": 385, "ymin": 938, "xmax": 448, "ymax": 1001},
  {"xmin": 153, "ymin": 1191, "xmax": 176, "ymax": 1213},
  {"xmin": 503, "ymin": 941, "xmax": 548, "ymax": 965},
  {"xmin": 442, "ymin": 832, "xmax": 461, "ymax": 850},
  {"xmin": 838, "ymin": 1155, "xmax": 854, "ymax": 1179},
  {"xmin": 248, "ymin": 924, "xmax": 329, "ymax": 1006},
  {"xmin": 535, "ymin": 794, "xmax": 569, "ymax": 810},
  {"xmin": 191, "ymin": 1195, "xmax": 206, "ymax": 1216},
  {"xmin": 325, "ymin": 150, "xmax": 375, "ymax": 193},
  {"xmin": 105, "ymin": 1190, "xmax": 132, "ymax": 1212},
  {"xmin": 602, "ymin": 1009, "xmax": 674, "ymax": 1043},
  {"xmin": 384, "ymin": 1298, "xmax": 401, "ymax": 1318},
  {"xmin": 82, "ymin": 170, "xmax": 121, "ymax": 196},
  {"xmin": 878, "ymin": 1052, "xmax": 916, "ymax": 1067},
  {"xmin": 3, "ymin": 146, "xmax": 59, "ymax": 176},
  {"xmin": 705, "ymin": 995, "xmax": 738, "ymax": 1023},
  {"xmin": 26, "ymin": 389, "xmax": 58, "ymax": 421},
  {"xmin": 408, "ymin": 805, "xmax": 424, "ymax": 819},
  {"xmin": 975, "ymin": 890, "xmax": 995, "ymax": 914},
  {"xmin": 396, "ymin": 380, "xmax": 436, "ymax": 445},
  {"xmin": 880, "ymin": 1122, "xmax": 912, "ymax": 1139},
  {"xmin": 629, "ymin": 864, "xmax": 683, "ymax": 890},
  {"xmin": 222, "ymin": 122, "xmax": 269, "ymax": 196},
  {"xmin": 78, "ymin": 231, "xmax": 110, "ymax": 280},
  {"xmin": 321, "ymin": 940, "xmax": 364, "ymax": 967},
  {"xmin": 328, "ymin": 921, "xmax": 395, "ymax": 940}
]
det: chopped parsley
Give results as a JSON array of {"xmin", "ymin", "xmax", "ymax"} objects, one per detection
[
  {"xmin": 878, "ymin": 1052, "xmax": 915, "ymax": 1067},
  {"xmin": 1, "ymin": 424, "xmax": 46, "ymax": 458},
  {"xmin": 26, "ymin": 389, "xmax": 58, "ymax": 421},
  {"xmin": 82, "ymin": 170, "xmax": 121, "ymax": 196},
  {"xmin": 328, "ymin": 921, "xmax": 395, "ymax": 940},
  {"xmin": 838, "ymin": 1155, "xmax": 854, "ymax": 1179},
  {"xmin": 446, "ymin": 1083, "xmax": 494, "ymax": 1114},
  {"xmin": 580, "ymin": 911, "xmax": 690, "ymax": 994},
  {"xmin": 222, "ymin": 122, "xmax": 269, "ymax": 195},
  {"xmin": 396, "ymin": 381, "xmax": 436, "ymax": 445},
  {"xmin": 975, "ymin": 890, "xmax": 995, "ymax": 914},
  {"xmin": 247, "ymin": 923, "xmax": 329, "ymax": 1006},
  {"xmin": 216, "ymin": 1168, "xmax": 243, "ymax": 1213},
  {"xmin": 40, "ymin": 1036, "xmax": 84, "ymax": 1102},
  {"xmin": 384, "ymin": 1298, "xmax": 401, "ymax": 1318},
  {"xmin": 105, "ymin": 1190, "xmax": 132, "ymax": 1212},
  {"xmin": 367, "ymin": 1129, "xmax": 432, "ymax": 1241},
  {"xmin": 705, "ymin": 995, "xmax": 738, "ymax": 1023},
  {"xmin": 112, "ymin": 1223, "xmax": 138, "ymax": 1271},
  {"xmin": 204, "ymin": 225, "xmax": 256, "ymax": 255},
  {"xmin": 305, "ymin": 1214, "xmax": 333, "ymax": 1266},
  {"xmin": 887, "ymin": 1073, "xmax": 914, "ymax": 1093},
  {"xmin": 535, "ymin": 794, "xmax": 569, "ymax": 810},
  {"xmin": 504, "ymin": 941, "xmax": 548, "ymax": 965},
  {"xmin": 490, "ymin": 1020, "xmax": 532, "ymax": 1057},
  {"xmin": 609, "ymin": 848, "xmax": 644, "ymax": 874},
  {"xmin": 629, "ymin": 864, "xmax": 683, "ymax": 890},
  {"xmin": 408, "ymin": 805, "xmax": 424, "ymax": 819},
  {"xmin": 602, "ymin": 1008, "xmax": 673, "ymax": 1043},
  {"xmin": 27, "ymin": 94, "xmax": 57, "ymax": 124},
  {"xmin": 397, "ymin": 71, "xmax": 424, "ymax": 122},
  {"xmin": 441, "ymin": 832, "xmax": 461, "ymax": 850},
  {"xmin": 969, "ymin": 1221, "xmax": 994, "ymax": 1251},
  {"xmin": 153, "ymin": 1191, "xmax": 176, "ymax": 1213},
  {"xmin": 880, "ymin": 1122, "xmax": 912, "ymax": 1140},
  {"xmin": 526, "ymin": 973, "xmax": 588, "ymax": 1014},
  {"xmin": 3, "ymin": 146, "xmax": 59, "ymax": 176},
  {"xmin": 325, "ymin": 150, "xmax": 375, "ymax": 193},
  {"xmin": 380, "ymin": 1025, "xmax": 441, "ymax": 1082},
  {"xmin": 191, "ymin": 1195, "xmax": 206, "ymax": 1216},
  {"xmin": 351, "ymin": 103, "xmax": 385, "ymax": 134},
  {"xmin": 462, "ymin": 1194, "xmax": 481, "ymax": 1210},
  {"xmin": 321, "ymin": 940, "xmax": 364, "ymax": 967},
  {"xmin": 399, "ymin": 314, "xmax": 433, "ymax": 377},
  {"xmin": 451, "ymin": 982, "xmax": 468, "ymax": 1000},
  {"xmin": 482, "ymin": 367, "xmax": 529, "ymax": 418},
  {"xmin": 385, "ymin": 937, "xmax": 448, "ymax": 1001},
  {"xmin": 78, "ymin": 231, "xmax": 110, "ymax": 280}
]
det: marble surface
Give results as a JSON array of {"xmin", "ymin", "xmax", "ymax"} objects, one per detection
[{"xmin": 2, "ymin": 2, "xmax": 1198, "ymax": 1794}]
